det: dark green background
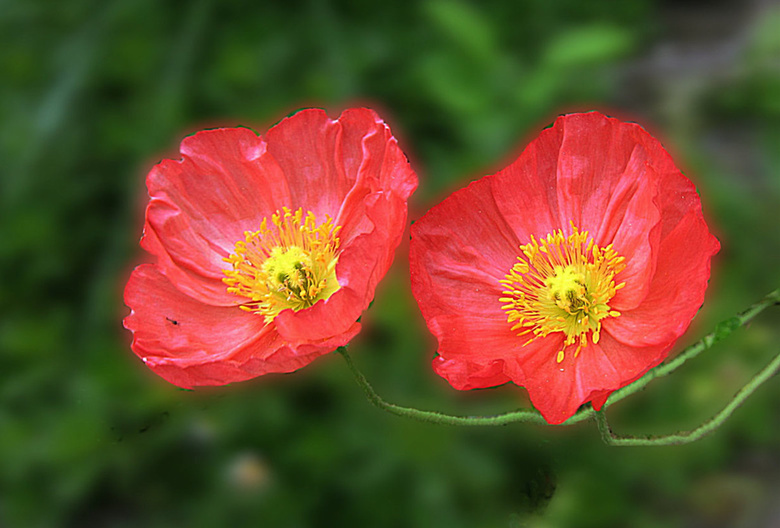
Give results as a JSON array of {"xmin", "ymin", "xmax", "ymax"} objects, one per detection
[{"xmin": 3, "ymin": 1, "xmax": 780, "ymax": 526}]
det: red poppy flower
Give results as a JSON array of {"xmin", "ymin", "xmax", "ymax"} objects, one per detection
[
  {"xmin": 124, "ymin": 108, "xmax": 417, "ymax": 388},
  {"xmin": 410, "ymin": 111, "xmax": 719, "ymax": 424}
]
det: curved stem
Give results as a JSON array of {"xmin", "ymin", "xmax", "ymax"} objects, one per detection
[
  {"xmin": 597, "ymin": 349, "xmax": 780, "ymax": 445},
  {"xmin": 337, "ymin": 346, "xmax": 554, "ymax": 426},
  {"xmin": 339, "ymin": 288, "xmax": 780, "ymax": 430}
]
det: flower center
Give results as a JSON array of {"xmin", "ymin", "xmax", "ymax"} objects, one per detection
[
  {"xmin": 499, "ymin": 225, "xmax": 626, "ymax": 363},
  {"xmin": 222, "ymin": 207, "xmax": 341, "ymax": 323}
]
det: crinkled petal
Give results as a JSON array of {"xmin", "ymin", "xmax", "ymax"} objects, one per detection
[
  {"xmin": 275, "ymin": 121, "xmax": 417, "ymax": 342},
  {"xmin": 604, "ymin": 207, "xmax": 720, "ymax": 348},
  {"xmin": 501, "ymin": 335, "xmax": 581, "ymax": 424},
  {"xmin": 655, "ymin": 163, "xmax": 710, "ymax": 240},
  {"xmin": 503, "ymin": 333, "xmax": 669, "ymax": 424},
  {"xmin": 433, "ymin": 355, "xmax": 510, "ymax": 391},
  {"xmin": 552, "ymin": 113, "xmax": 676, "ymax": 231},
  {"xmin": 410, "ymin": 177, "xmax": 535, "ymax": 385},
  {"xmin": 492, "ymin": 113, "xmax": 674, "ymax": 311},
  {"xmin": 124, "ymin": 264, "xmax": 359, "ymax": 388},
  {"xmin": 264, "ymin": 108, "xmax": 412, "ymax": 222},
  {"xmin": 490, "ymin": 124, "xmax": 562, "ymax": 243},
  {"xmin": 552, "ymin": 113, "xmax": 673, "ymax": 310},
  {"xmin": 124, "ymin": 264, "xmax": 275, "ymax": 386},
  {"xmin": 335, "ymin": 111, "xmax": 418, "ymax": 251},
  {"xmin": 410, "ymin": 178, "xmax": 527, "ymax": 374},
  {"xmin": 434, "ymin": 315, "xmax": 524, "ymax": 364},
  {"xmin": 605, "ymin": 165, "xmax": 662, "ymax": 310},
  {"xmin": 142, "ymin": 128, "xmax": 290, "ymax": 305},
  {"xmin": 411, "ymin": 177, "xmax": 520, "ymax": 298}
]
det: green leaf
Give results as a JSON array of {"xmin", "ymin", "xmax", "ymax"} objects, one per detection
[{"xmin": 543, "ymin": 25, "xmax": 634, "ymax": 69}]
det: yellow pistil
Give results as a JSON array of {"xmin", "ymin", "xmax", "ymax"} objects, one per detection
[
  {"xmin": 499, "ymin": 225, "xmax": 626, "ymax": 363},
  {"xmin": 222, "ymin": 207, "xmax": 341, "ymax": 323}
]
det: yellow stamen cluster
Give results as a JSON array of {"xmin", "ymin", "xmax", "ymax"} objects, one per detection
[
  {"xmin": 223, "ymin": 207, "xmax": 341, "ymax": 323},
  {"xmin": 499, "ymin": 225, "xmax": 626, "ymax": 363}
]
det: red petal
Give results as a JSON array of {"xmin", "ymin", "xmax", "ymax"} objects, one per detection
[
  {"xmin": 142, "ymin": 127, "xmax": 290, "ymax": 305},
  {"xmin": 606, "ymin": 166, "xmax": 661, "ymax": 310},
  {"xmin": 551, "ymin": 113, "xmax": 677, "ymax": 231},
  {"xmin": 276, "ymin": 194, "xmax": 408, "ymax": 342},
  {"xmin": 434, "ymin": 315, "xmax": 526, "ymax": 364},
  {"xmin": 603, "ymin": 206, "xmax": 719, "ymax": 348},
  {"xmin": 551, "ymin": 113, "xmax": 676, "ymax": 310},
  {"xmin": 275, "ymin": 115, "xmax": 417, "ymax": 342},
  {"xmin": 409, "ymin": 176, "xmax": 529, "ymax": 363},
  {"xmin": 272, "ymin": 286, "xmax": 364, "ymax": 345},
  {"xmin": 123, "ymin": 264, "xmax": 355, "ymax": 387},
  {"xmin": 433, "ymin": 355, "xmax": 510, "ymax": 390},
  {"xmin": 411, "ymin": 177, "xmax": 541, "ymax": 388},
  {"xmin": 503, "ymin": 333, "xmax": 669, "ymax": 424},
  {"xmin": 588, "ymin": 333, "xmax": 672, "ymax": 410},
  {"xmin": 335, "ymin": 111, "xmax": 418, "ymax": 246},
  {"xmin": 265, "ymin": 108, "xmax": 410, "ymax": 222},
  {"xmin": 490, "ymin": 123, "xmax": 562, "ymax": 242},
  {"xmin": 491, "ymin": 113, "xmax": 678, "ymax": 310},
  {"xmin": 411, "ymin": 177, "xmax": 520, "ymax": 292},
  {"xmin": 655, "ymin": 163, "xmax": 711, "ymax": 240}
]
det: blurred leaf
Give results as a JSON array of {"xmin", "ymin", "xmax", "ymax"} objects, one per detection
[
  {"xmin": 423, "ymin": 0, "xmax": 498, "ymax": 64},
  {"xmin": 543, "ymin": 24, "xmax": 633, "ymax": 69}
]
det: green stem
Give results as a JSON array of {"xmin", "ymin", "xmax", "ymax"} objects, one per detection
[
  {"xmin": 595, "ymin": 409, "xmax": 614, "ymax": 444},
  {"xmin": 337, "ymin": 346, "xmax": 551, "ymax": 426},
  {"xmin": 338, "ymin": 288, "xmax": 780, "ymax": 431},
  {"xmin": 597, "ymin": 347, "xmax": 780, "ymax": 445}
]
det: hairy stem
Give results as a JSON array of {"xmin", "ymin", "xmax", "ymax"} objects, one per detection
[
  {"xmin": 337, "ymin": 346, "xmax": 552, "ymax": 426},
  {"xmin": 596, "ymin": 347, "xmax": 780, "ymax": 445}
]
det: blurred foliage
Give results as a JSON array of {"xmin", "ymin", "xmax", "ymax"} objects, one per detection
[{"xmin": 2, "ymin": 0, "xmax": 780, "ymax": 527}]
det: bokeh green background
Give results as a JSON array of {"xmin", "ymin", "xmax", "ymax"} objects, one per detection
[{"xmin": 3, "ymin": 0, "xmax": 780, "ymax": 526}]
